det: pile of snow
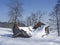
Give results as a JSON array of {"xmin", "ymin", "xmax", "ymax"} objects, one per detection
[
  {"xmin": 19, "ymin": 26, "xmax": 33, "ymax": 36},
  {"xmin": 18, "ymin": 25, "xmax": 48, "ymax": 38},
  {"xmin": 32, "ymin": 25, "xmax": 49, "ymax": 38}
]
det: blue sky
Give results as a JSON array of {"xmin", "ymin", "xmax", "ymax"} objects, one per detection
[{"xmin": 0, "ymin": 0, "xmax": 57, "ymax": 22}]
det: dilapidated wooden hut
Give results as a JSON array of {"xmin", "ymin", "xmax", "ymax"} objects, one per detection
[{"xmin": 12, "ymin": 22, "xmax": 49, "ymax": 38}]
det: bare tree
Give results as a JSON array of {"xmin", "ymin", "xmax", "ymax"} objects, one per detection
[
  {"xmin": 36, "ymin": 11, "xmax": 43, "ymax": 22},
  {"xmin": 26, "ymin": 11, "xmax": 44, "ymax": 26},
  {"xmin": 8, "ymin": 0, "xmax": 23, "ymax": 24},
  {"xmin": 31, "ymin": 13, "xmax": 37, "ymax": 25},
  {"xmin": 49, "ymin": 0, "xmax": 60, "ymax": 36},
  {"xmin": 31, "ymin": 11, "xmax": 44, "ymax": 25},
  {"xmin": 48, "ymin": 11, "xmax": 57, "ymax": 32},
  {"xmin": 26, "ymin": 16, "xmax": 32, "ymax": 26}
]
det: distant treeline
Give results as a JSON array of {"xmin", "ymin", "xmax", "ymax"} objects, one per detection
[{"xmin": 0, "ymin": 22, "xmax": 25, "ymax": 28}]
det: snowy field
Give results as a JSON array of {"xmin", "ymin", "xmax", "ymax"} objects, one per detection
[{"xmin": 0, "ymin": 27, "xmax": 60, "ymax": 45}]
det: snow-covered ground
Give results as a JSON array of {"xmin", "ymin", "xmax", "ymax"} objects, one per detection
[{"xmin": 0, "ymin": 26, "xmax": 60, "ymax": 45}]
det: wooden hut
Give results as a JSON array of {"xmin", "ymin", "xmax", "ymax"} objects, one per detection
[{"xmin": 12, "ymin": 22, "xmax": 49, "ymax": 38}]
